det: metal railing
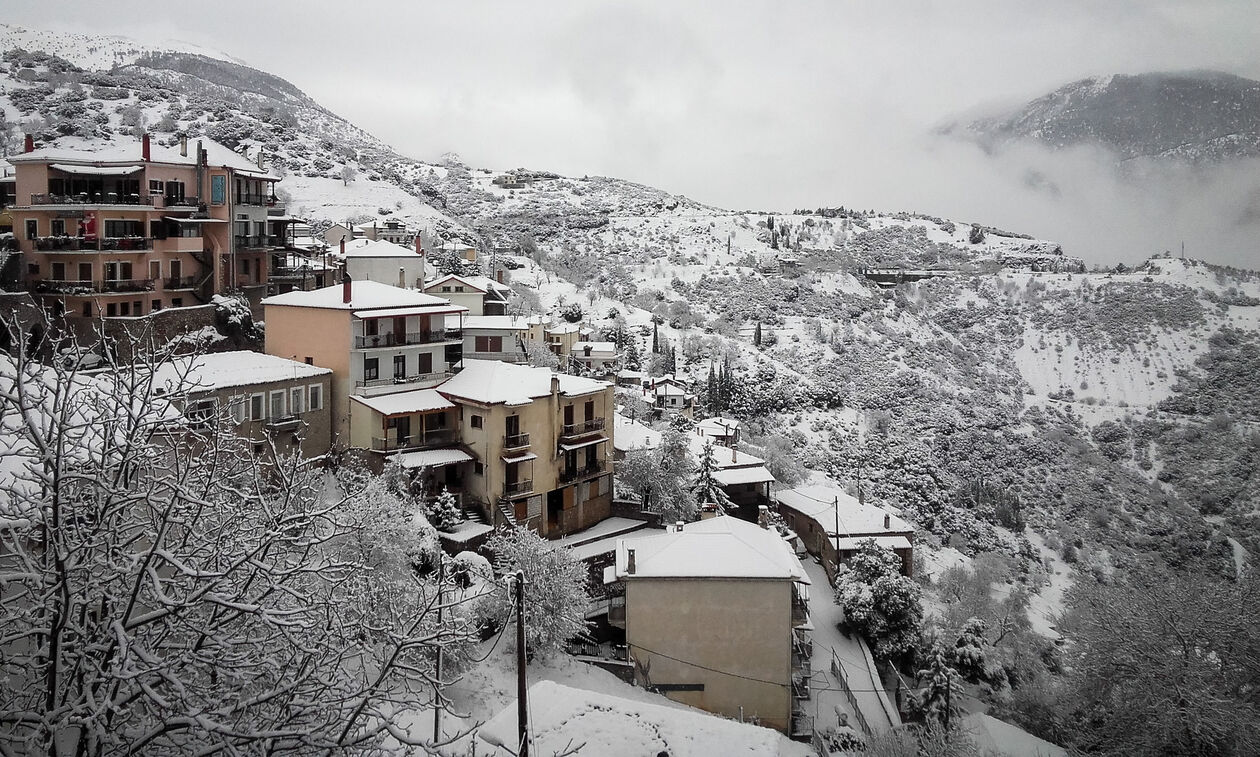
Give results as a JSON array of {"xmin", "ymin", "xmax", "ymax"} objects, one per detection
[
  {"xmin": 503, "ymin": 432, "xmax": 530, "ymax": 450},
  {"xmin": 560, "ymin": 417, "xmax": 606, "ymax": 437},
  {"xmin": 234, "ymin": 193, "xmax": 279, "ymax": 207},
  {"xmin": 355, "ymin": 371, "xmax": 452, "ymax": 389},
  {"xmin": 353, "ymin": 330, "xmax": 449, "ymax": 348},
  {"xmin": 560, "ymin": 459, "xmax": 606, "ymax": 484},
  {"xmin": 34, "ymin": 278, "xmax": 155, "ymax": 294},
  {"xmin": 29, "ymin": 193, "xmax": 153, "ymax": 206},
  {"xmin": 369, "ymin": 428, "xmax": 457, "ymax": 451},
  {"xmin": 502, "ymin": 479, "xmax": 533, "ymax": 498},
  {"xmin": 32, "ymin": 236, "xmax": 152, "ymax": 252},
  {"xmin": 831, "ymin": 650, "xmax": 872, "ymax": 736},
  {"xmin": 235, "ymin": 235, "xmax": 266, "ymax": 249},
  {"xmin": 465, "ymin": 350, "xmax": 528, "ymax": 363},
  {"xmin": 163, "ymin": 276, "xmax": 197, "ymax": 290}
]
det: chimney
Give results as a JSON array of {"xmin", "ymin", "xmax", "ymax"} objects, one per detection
[
  {"xmin": 675, "ymin": 521, "xmax": 684, "ymax": 533},
  {"xmin": 883, "ymin": 513, "xmax": 890, "ymax": 530},
  {"xmin": 340, "ymin": 238, "xmax": 346, "ymax": 257},
  {"xmin": 496, "ymin": 269, "xmax": 504, "ymax": 284},
  {"xmin": 626, "ymin": 549, "xmax": 636, "ymax": 575},
  {"xmin": 700, "ymin": 505, "xmax": 718, "ymax": 520},
  {"xmin": 399, "ymin": 267, "xmax": 406, "ymax": 288},
  {"xmin": 142, "ymin": 133, "xmax": 151, "ymax": 161},
  {"xmin": 257, "ymin": 149, "xmax": 264, "ymax": 169},
  {"xmin": 342, "ymin": 271, "xmax": 352, "ymax": 304},
  {"xmin": 551, "ymin": 375, "xmax": 560, "ymax": 394},
  {"xmin": 730, "ymin": 446, "xmax": 736, "ymax": 463},
  {"xmin": 23, "ymin": 133, "xmax": 34, "ymax": 153},
  {"xmin": 583, "ymin": 344, "xmax": 592, "ymax": 357},
  {"xmin": 758, "ymin": 505, "xmax": 771, "ymax": 529},
  {"xmin": 180, "ymin": 134, "xmax": 188, "ymax": 157},
  {"xmin": 415, "ymin": 236, "xmax": 424, "ymax": 256}
]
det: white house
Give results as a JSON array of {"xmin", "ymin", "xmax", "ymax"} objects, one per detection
[{"xmin": 344, "ymin": 239, "xmax": 426, "ymax": 289}]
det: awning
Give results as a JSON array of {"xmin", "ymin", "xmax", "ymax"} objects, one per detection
[
  {"xmin": 350, "ymin": 389, "xmax": 454, "ymax": 415},
  {"xmin": 558, "ymin": 436, "xmax": 609, "ymax": 452},
  {"xmin": 163, "ymin": 216, "xmax": 228, "ymax": 223},
  {"xmin": 355, "ymin": 305, "xmax": 468, "ymax": 319},
  {"xmin": 50, "ymin": 163, "xmax": 143, "ymax": 175},
  {"xmin": 713, "ymin": 465, "xmax": 776, "ymax": 486},
  {"xmin": 501, "ymin": 452, "xmax": 538, "ymax": 464},
  {"xmin": 392, "ymin": 448, "xmax": 474, "ymax": 469}
]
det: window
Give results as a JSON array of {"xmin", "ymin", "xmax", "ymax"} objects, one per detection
[
  {"xmin": 417, "ymin": 351, "xmax": 433, "ymax": 375},
  {"xmin": 290, "ymin": 386, "xmax": 305, "ymax": 415},
  {"xmin": 470, "ymin": 414, "xmax": 483, "ymax": 429},
  {"xmin": 474, "ymin": 335, "xmax": 502, "ymax": 353},
  {"xmin": 151, "ymin": 300, "xmax": 161, "ymax": 312},
  {"xmin": 164, "ymin": 180, "xmax": 185, "ymax": 203},
  {"xmin": 149, "ymin": 179, "xmax": 164, "ymax": 195},
  {"xmin": 473, "ymin": 461, "xmax": 484, "ymax": 475},
  {"xmin": 26, "ymin": 263, "xmax": 38, "ymax": 276},
  {"xmin": 51, "ymin": 219, "xmax": 65, "ymax": 236},
  {"xmin": 51, "ymin": 262, "xmax": 65, "ymax": 280},
  {"xmin": 364, "ymin": 319, "xmax": 379, "ymax": 336},
  {"xmin": 228, "ymin": 397, "xmax": 247, "ymax": 425},
  {"xmin": 25, "ymin": 220, "xmax": 37, "ymax": 240},
  {"xmin": 393, "ymin": 354, "xmax": 406, "ymax": 379},
  {"xmin": 171, "ymin": 297, "xmax": 183, "ymax": 307},
  {"xmin": 118, "ymin": 303, "xmax": 129, "ymax": 316},
  {"xmin": 250, "ymin": 393, "xmax": 266, "ymax": 421},
  {"xmin": 308, "ymin": 384, "xmax": 323, "ymax": 411},
  {"xmin": 103, "ymin": 220, "xmax": 143, "ymax": 238},
  {"xmin": 81, "ymin": 302, "xmax": 91, "ymax": 318},
  {"xmin": 269, "ymin": 390, "xmax": 286, "ymax": 419},
  {"xmin": 363, "ymin": 357, "xmax": 379, "ymax": 381},
  {"xmin": 441, "ymin": 286, "xmax": 451, "ymax": 292},
  {"xmin": 188, "ymin": 398, "xmax": 216, "ymax": 428},
  {"xmin": 149, "ymin": 260, "xmax": 161, "ymax": 280},
  {"xmin": 304, "ymin": 357, "xmax": 314, "ymax": 365},
  {"xmin": 78, "ymin": 262, "xmax": 91, "ymax": 281}
]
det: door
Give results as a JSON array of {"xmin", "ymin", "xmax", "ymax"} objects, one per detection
[
  {"xmin": 563, "ymin": 404, "xmax": 574, "ymax": 430},
  {"xmin": 547, "ymin": 489, "xmax": 563, "ymax": 527},
  {"xmin": 170, "ymin": 259, "xmax": 182, "ymax": 281},
  {"xmin": 394, "ymin": 415, "xmax": 410, "ymax": 447},
  {"xmin": 393, "ymin": 317, "xmax": 406, "ymax": 345},
  {"xmin": 149, "ymin": 260, "xmax": 161, "ymax": 282}
]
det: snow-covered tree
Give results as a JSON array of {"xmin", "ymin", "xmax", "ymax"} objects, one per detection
[
  {"xmin": 427, "ymin": 486, "xmax": 463, "ymax": 532},
  {"xmin": 692, "ymin": 440, "xmax": 733, "ymax": 514},
  {"xmin": 484, "ymin": 527, "xmax": 590, "ymax": 658},
  {"xmin": 340, "ymin": 164, "xmax": 357, "ymax": 185},
  {"xmin": 913, "ymin": 637, "xmax": 964, "ymax": 729},
  {"xmin": 524, "ymin": 339, "xmax": 560, "ymax": 369},
  {"xmin": 833, "ymin": 539, "xmax": 924, "ymax": 661},
  {"xmin": 0, "ymin": 326, "xmax": 484, "ymax": 755}
]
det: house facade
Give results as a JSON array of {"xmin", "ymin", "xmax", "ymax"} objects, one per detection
[
  {"xmin": 776, "ymin": 484, "xmax": 915, "ymax": 582},
  {"xmin": 612, "ymin": 517, "xmax": 812, "ymax": 736},
  {"xmin": 343, "ymin": 238, "xmax": 426, "ymax": 289},
  {"xmin": 261, "ymin": 278, "xmax": 466, "ymax": 443},
  {"xmin": 9, "ymin": 134, "xmax": 287, "ymax": 319}
]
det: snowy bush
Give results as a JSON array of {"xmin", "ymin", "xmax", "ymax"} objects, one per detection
[
  {"xmin": 485, "ymin": 527, "xmax": 591, "ymax": 658},
  {"xmin": 834, "ymin": 540, "xmax": 924, "ymax": 660}
]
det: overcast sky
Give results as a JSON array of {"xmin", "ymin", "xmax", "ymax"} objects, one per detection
[{"xmin": 11, "ymin": 1, "xmax": 1260, "ymax": 264}]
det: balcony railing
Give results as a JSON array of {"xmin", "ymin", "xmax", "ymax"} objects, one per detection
[
  {"xmin": 503, "ymin": 432, "xmax": 530, "ymax": 450},
  {"xmin": 29, "ymin": 193, "xmax": 153, "ymax": 206},
  {"xmin": 235, "ymin": 235, "xmax": 267, "ymax": 249},
  {"xmin": 559, "ymin": 458, "xmax": 606, "ymax": 484},
  {"xmin": 33, "ymin": 278, "xmax": 155, "ymax": 294},
  {"xmin": 163, "ymin": 276, "xmax": 198, "ymax": 290},
  {"xmin": 560, "ymin": 417, "xmax": 606, "ymax": 438},
  {"xmin": 370, "ymin": 428, "xmax": 458, "ymax": 451},
  {"xmin": 32, "ymin": 236, "xmax": 152, "ymax": 252},
  {"xmin": 265, "ymin": 415, "xmax": 302, "ymax": 432},
  {"xmin": 164, "ymin": 196, "xmax": 201, "ymax": 208},
  {"xmin": 792, "ymin": 594, "xmax": 810, "ymax": 627},
  {"xmin": 234, "ymin": 193, "xmax": 279, "ymax": 207},
  {"xmin": 353, "ymin": 330, "xmax": 450, "ymax": 348},
  {"xmin": 465, "ymin": 350, "xmax": 528, "ymax": 363},
  {"xmin": 355, "ymin": 371, "xmax": 453, "ymax": 389},
  {"xmin": 502, "ymin": 479, "xmax": 533, "ymax": 499},
  {"xmin": 607, "ymin": 595, "xmax": 626, "ymax": 628}
]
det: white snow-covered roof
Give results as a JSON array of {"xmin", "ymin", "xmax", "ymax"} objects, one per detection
[
  {"xmin": 775, "ymin": 484, "xmax": 912, "ymax": 536},
  {"xmin": 573, "ymin": 341, "xmax": 616, "ymax": 355},
  {"xmin": 359, "ymin": 304, "xmax": 466, "ymax": 319},
  {"xmin": 12, "ymin": 136, "xmax": 278, "ymax": 178},
  {"xmin": 713, "ymin": 465, "xmax": 776, "ymax": 487},
  {"xmin": 350, "ymin": 389, "xmax": 454, "ymax": 416},
  {"xmin": 342, "ymin": 239, "xmax": 422, "ymax": 258},
  {"xmin": 476, "ymin": 680, "xmax": 796, "ymax": 757},
  {"xmin": 696, "ymin": 416, "xmax": 741, "ymax": 436},
  {"xmin": 835, "ymin": 535, "xmax": 913, "ymax": 552},
  {"xmin": 153, "ymin": 351, "xmax": 329, "ymax": 393},
  {"xmin": 391, "ymin": 448, "xmax": 474, "ymax": 469},
  {"xmin": 616, "ymin": 368, "xmax": 645, "ymax": 379},
  {"xmin": 615, "ymin": 516, "xmax": 808, "ymax": 582},
  {"xmin": 545, "ymin": 322, "xmax": 582, "ymax": 335},
  {"xmin": 424, "ymin": 273, "xmax": 487, "ymax": 294},
  {"xmin": 613, "ymin": 412, "xmax": 661, "ymax": 452},
  {"xmin": 437, "ymin": 360, "xmax": 608, "ymax": 406},
  {"xmin": 459, "ymin": 274, "xmax": 513, "ymax": 294},
  {"xmin": 654, "ymin": 383, "xmax": 690, "ymax": 397},
  {"xmin": 455, "ymin": 315, "xmax": 530, "ymax": 331},
  {"xmin": 262, "ymin": 280, "xmax": 451, "ymax": 311},
  {"xmin": 688, "ymin": 435, "xmax": 764, "ymax": 469}
]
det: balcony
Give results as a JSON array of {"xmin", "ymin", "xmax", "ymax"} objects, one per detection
[
  {"xmin": 792, "ymin": 650, "xmax": 812, "ymax": 680},
  {"xmin": 234, "ymin": 193, "xmax": 279, "ymax": 207},
  {"xmin": 503, "ymin": 432, "xmax": 530, "ymax": 451},
  {"xmin": 235, "ymin": 235, "xmax": 268, "ymax": 249},
  {"xmin": 33, "ymin": 279, "xmax": 155, "ymax": 295},
  {"xmin": 163, "ymin": 196, "xmax": 202, "ymax": 208},
  {"xmin": 28, "ymin": 193, "xmax": 153, "ymax": 207},
  {"xmin": 370, "ymin": 428, "xmax": 458, "ymax": 452},
  {"xmin": 465, "ymin": 350, "xmax": 528, "ymax": 364},
  {"xmin": 502, "ymin": 479, "xmax": 533, "ymax": 499},
  {"xmin": 607, "ymin": 595, "xmax": 626, "ymax": 629},
  {"xmin": 792, "ymin": 590, "xmax": 810, "ymax": 628},
  {"xmin": 265, "ymin": 415, "xmax": 302, "ymax": 433},
  {"xmin": 560, "ymin": 417, "xmax": 606, "ymax": 440},
  {"xmin": 559, "ymin": 458, "xmax": 607, "ymax": 484},
  {"xmin": 32, "ymin": 236, "xmax": 152, "ymax": 252},
  {"xmin": 154, "ymin": 236, "xmax": 204, "ymax": 253},
  {"xmin": 355, "ymin": 371, "xmax": 453, "ymax": 390},
  {"xmin": 353, "ymin": 330, "xmax": 451, "ymax": 349},
  {"xmin": 163, "ymin": 276, "xmax": 198, "ymax": 290}
]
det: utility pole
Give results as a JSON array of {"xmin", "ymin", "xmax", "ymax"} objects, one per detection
[
  {"xmin": 433, "ymin": 555, "xmax": 444, "ymax": 743},
  {"xmin": 515, "ymin": 570, "xmax": 528, "ymax": 757}
]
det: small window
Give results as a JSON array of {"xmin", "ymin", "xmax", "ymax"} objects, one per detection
[
  {"xmin": 106, "ymin": 303, "xmax": 117, "ymax": 317},
  {"xmin": 229, "ymin": 397, "xmax": 247, "ymax": 425},
  {"xmin": 81, "ymin": 302, "xmax": 91, "ymax": 318},
  {"xmin": 308, "ymin": 384, "xmax": 323, "ymax": 410},
  {"xmin": 363, "ymin": 357, "xmax": 379, "ymax": 381},
  {"xmin": 171, "ymin": 297, "xmax": 183, "ymax": 308},
  {"xmin": 290, "ymin": 386, "xmax": 305, "ymax": 415},
  {"xmin": 188, "ymin": 398, "xmax": 216, "ymax": 428},
  {"xmin": 441, "ymin": 286, "xmax": 451, "ymax": 293},
  {"xmin": 470, "ymin": 414, "xmax": 483, "ymax": 429},
  {"xmin": 250, "ymin": 393, "xmax": 266, "ymax": 421},
  {"xmin": 51, "ymin": 262, "xmax": 65, "ymax": 280},
  {"xmin": 269, "ymin": 390, "xmax": 286, "ymax": 419},
  {"xmin": 151, "ymin": 300, "xmax": 161, "ymax": 311},
  {"xmin": 51, "ymin": 219, "xmax": 66, "ymax": 236},
  {"xmin": 473, "ymin": 461, "xmax": 484, "ymax": 475},
  {"xmin": 304, "ymin": 357, "xmax": 314, "ymax": 366},
  {"xmin": 149, "ymin": 179, "xmax": 164, "ymax": 195}
]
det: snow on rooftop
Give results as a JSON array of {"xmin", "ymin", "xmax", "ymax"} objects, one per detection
[
  {"xmin": 13, "ymin": 136, "xmax": 276, "ymax": 178},
  {"xmin": 712, "ymin": 465, "xmax": 776, "ymax": 486},
  {"xmin": 688, "ymin": 434, "xmax": 764, "ymax": 468},
  {"xmin": 696, "ymin": 416, "xmax": 742, "ymax": 436},
  {"xmin": 613, "ymin": 412, "xmax": 662, "ymax": 452},
  {"xmin": 615, "ymin": 516, "xmax": 807, "ymax": 582},
  {"xmin": 476, "ymin": 680, "xmax": 798, "ymax": 757},
  {"xmin": 456, "ymin": 315, "xmax": 531, "ymax": 331},
  {"xmin": 342, "ymin": 239, "xmax": 422, "ymax": 258},
  {"xmin": 261, "ymin": 280, "xmax": 451, "ymax": 310},
  {"xmin": 153, "ymin": 351, "xmax": 329, "ymax": 393},
  {"xmin": 573, "ymin": 341, "xmax": 616, "ymax": 354},
  {"xmin": 775, "ymin": 484, "xmax": 912, "ymax": 536},
  {"xmin": 425, "ymin": 274, "xmax": 488, "ymax": 293},
  {"xmin": 545, "ymin": 322, "xmax": 582, "ymax": 334},
  {"xmin": 438, "ymin": 360, "xmax": 607, "ymax": 406},
  {"xmin": 350, "ymin": 388, "xmax": 454, "ymax": 416}
]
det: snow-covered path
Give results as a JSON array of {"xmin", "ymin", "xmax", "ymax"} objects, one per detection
[{"xmin": 803, "ymin": 559, "xmax": 900, "ymax": 737}]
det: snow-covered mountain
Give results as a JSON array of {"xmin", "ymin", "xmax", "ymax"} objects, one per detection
[
  {"xmin": 950, "ymin": 70, "xmax": 1260, "ymax": 163},
  {"xmin": 3, "ymin": 24, "xmax": 1257, "ymax": 585}
]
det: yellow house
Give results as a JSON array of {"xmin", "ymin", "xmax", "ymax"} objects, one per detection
[
  {"xmin": 612, "ymin": 516, "xmax": 812, "ymax": 736},
  {"xmin": 261, "ymin": 277, "xmax": 466, "ymax": 443},
  {"xmin": 435, "ymin": 360, "xmax": 615, "ymax": 538}
]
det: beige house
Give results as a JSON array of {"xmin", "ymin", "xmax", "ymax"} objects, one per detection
[
  {"xmin": 570, "ymin": 340, "xmax": 618, "ymax": 378},
  {"xmin": 423, "ymin": 273, "xmax": 510, "ymax": 316},
  {"xmin": 776, "ymin": 484, "xmax": 915, "ymax": 582},
  {"xmin": 455, "ymin": 315, "xmax": 531, "ymax": 364},
  {"xmin": 153, "ymin": 351, "xmax": 333, "ymax": 460},
  {"xmin": 353, "ymin": 218, "xmax": 415, "ymax": 246},
  {"xmin": 436, "ymin": 360, "xmax": 614, "ymax": 538},
  {"xmin": 612, "ymin": 516, "xmax": 812, "ymax": 736},
  {"xmin": 261, "ymin": 278, "xmax": 466, "ymax": 443},
  {"xmin": 347, "ymin": 388, "xmax": 470, "ymax": 490},
  {"xmin": 10, "ymin": 133, "xmax": 288, "ymax": 319}
]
